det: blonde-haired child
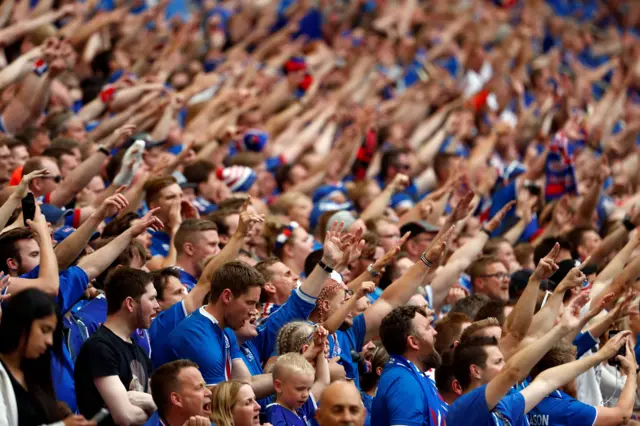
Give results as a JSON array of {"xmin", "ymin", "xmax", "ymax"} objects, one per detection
[{"xmin": 265, "ymin": 326, "xmax": 330, "ymax": 426}]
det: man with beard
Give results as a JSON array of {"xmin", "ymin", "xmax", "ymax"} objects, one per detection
[
  {"xmin": 74, "ymin": 268, "xmax": 161, "ymax": 426},
  {"xmin": 174, "ymin": 219, "xmax": 221, "ymax": 290},
  {"xmin": 316, "ymin": 380, "xmax": 366, "ymax": 426},
  {"xmin": 371, "ymin": 306, "xmax": 446, "ymax": 426},
  {"xmin": 308, "ymin": 192, "xmax": 471, "ymax": 388}
]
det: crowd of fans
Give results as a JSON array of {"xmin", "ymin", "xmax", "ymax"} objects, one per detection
[{"xmin": 0, "ymin": 0, "xmax": 639, "ymax": 425}]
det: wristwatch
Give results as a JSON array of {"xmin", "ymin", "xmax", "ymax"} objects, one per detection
[{"xmin": 367, "ymin": 264, "xmax": 380, "ymax": 278}]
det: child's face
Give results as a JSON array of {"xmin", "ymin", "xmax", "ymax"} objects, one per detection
[{"xmin": 278, "ymin": 372, "xmax": 314, "ymax": 410}]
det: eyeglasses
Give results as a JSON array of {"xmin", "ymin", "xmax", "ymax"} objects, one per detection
[
  {"xmin": 42, "ymin": 175, "xmax": 62, "ymax": 183},
  {"xmin": 481, "ymin": 272, "xmax": 511, "ymax": 280}
]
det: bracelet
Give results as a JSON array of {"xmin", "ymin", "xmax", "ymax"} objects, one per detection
[
  {"xmin": 97, "ymin": 145, "xmax": 110, "ymax": 156},
  {"xmin": 481, "ymin": 228, "xmax": 491, "ymax": 237},
  {"xmin": 33, "ymin": 59, "xmax": 49, "ymax": 77},
  {"xmin": 318, "ymin": 259, "xmax": 334, "ymax": 274},
  {"xmin": 367, "ymin": 264, "xmax": 380, "ymax": 278},
  {"xmin": 420, "ymin": 253, "xmax": 433, "ymax": 268},
  {"xmin": 622, "ymin": 216, "xmax": 635, "ymax": 232}
]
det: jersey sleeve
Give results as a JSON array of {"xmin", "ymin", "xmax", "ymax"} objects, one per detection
[
  {"xmin": 255, "ymin": 288, "xmax": 316, "ymax": 362},
  {"xmin": 57, "ymin": 267, "xmax": 90, "ymax": 314},
  {"xmin": 573, "ymin": 331, "xmax": 598, "ymax": 359},
  {"xmin": 565, "ymin": 398, "xmax": 597, "ymax": 426},
  {"xmin": 226, "ymin": 330, "xmax": 242, "ymax": 360},
  {"xmin": 496, "ymin": 391, "xmax": 527, "ymax": 426}
]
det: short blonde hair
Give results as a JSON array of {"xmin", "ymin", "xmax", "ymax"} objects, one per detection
[
  {"xmin": 272, "ymin": 353, "xmax": 315, "ymax": 382},
  {"xmin": 209, "ymin": 381, "xmax": 248, "ymax": 426}
]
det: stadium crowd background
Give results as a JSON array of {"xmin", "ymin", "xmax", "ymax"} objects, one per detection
[{"xmin": 0, "ymin": 0, "xmax": 639, "ymax": 425}]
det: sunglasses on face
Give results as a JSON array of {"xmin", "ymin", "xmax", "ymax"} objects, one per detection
[{"xmin": 42, "ymin": 175, "xmax": 63, "ymax": 183}]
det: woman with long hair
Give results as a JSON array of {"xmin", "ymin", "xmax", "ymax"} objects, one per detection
[
  {"xmin": 0, "ymin": 288, "xmax": 95, "ymax": 426},
  {"xmin": 209, "ymin": 381, "xmax": 271, "ymax": 426}
]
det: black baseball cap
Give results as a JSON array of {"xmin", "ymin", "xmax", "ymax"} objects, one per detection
[{"xmin": 400, "ymin": 220, "xmax": 439, "ymax": 238}]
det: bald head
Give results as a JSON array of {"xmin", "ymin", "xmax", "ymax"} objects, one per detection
[{"xmin": 316, "ymin": 381, "xmax": 365, "ymax": 426}]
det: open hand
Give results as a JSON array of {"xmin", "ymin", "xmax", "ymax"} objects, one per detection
[
  {"xmin": 182, "ymin": 416, "xmax": 211, "ymax": 426},
  {"xmin": 15, "ymin": 169, "xmax": 50, "ymax": 199},
  {"xmin": 448, "ymin": 190, "xmax": 475, "ymax": 223}
]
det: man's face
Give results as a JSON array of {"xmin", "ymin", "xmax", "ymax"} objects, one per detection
[
  {"xmin": 13, "ymin": 238, "xmax": 40, "ymax": 275},
  {"xmin": 316, "ymin": 382, "xmax": 366, "ymax": 426},
  {"xmin": 289, "ymin": 200, "xmax": 312, "ymax": 231},
  {"xmin": 326, "ymin": 285, "xmax": 353, "ymax": 328},
  {"xmin": 477, "ymin": 345, "xmax": 504, "ymax": 385},
  {"xmin": 579, "ymin": 231, "xmax": 601, "ymax": 259},
  {"xmin": 0, "ymin": 145, "xmax": 11, "ymax": 182},
  {"xmin": 389, "ymin": 153, "xmax": 411, "ymax": 181},
  {"xmin": 59, "ymin": 153, "xmax": 80, "ymax": 178},
  {"xmin": 37, "ymin": 158, "xmax": 62, "ymax": 195},
  {"xmin": 411, "ymin": 312, "xmax": 440, "ymax": 369},
  {"xmin": 11, "ymin": 145, "xmax": 29, "ymax": 169},
  {"xmin": 267, "ymin": 261, "xmax": 299, "ymax": 302},
  {"xmin": 376, "ymin": 221, "xmax": 401, "ymax": 252},
  {"xmin": 159, "ymin": 275, "xmax": 187, "ymax": 311},
  {"xmin": 136, "ymin": 283, "xmax": 161, "ymax": 329},
  {"xmin": 30, "ymin": 132, "xmax": 50, "ymax": 156},
  {"xmin": 224, "ymin": 214, "xmax": 240, "ymax": 239},
  {"xmin": 289, "ymin": 164, "xmax": 308, "ymax": 186},
  {"xmin": 193, "ymin": 230, "xmax": 221, "ymax": 273},
  {"xmin": 202, "ymin": 171, "xmax": 231, "ymax": 204},
  {"xmin": 151, "ymin": 184, "xmax": 183, "ymax": 221},
  {"xmin": 476, "ymin": 262, "xmax": 510, "ymax": 302},
  {"xmin": 63, "ymin": 118, "xmax": 88, "ymax": 143},
  {"xmin": 407, "ymin": 231, "xmax": 436, "ymax": 258},
  {"xmin": 225, "ymin": 286, "xmax": 261, "ymax": 330},
  {"xmin": 175, "ymin": 367, "xmax": 212, "ymax": 418}
]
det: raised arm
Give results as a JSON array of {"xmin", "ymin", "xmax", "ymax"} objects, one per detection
[
  {"xmin": 360, "ymin": 174, "xmax": 409, "ymax": 223},
  {"xmin": 184, "ymin": 201, "xmax": 264, "ymax": 314},
  {"xmin": 500, "ymin": 244, "xmax": 560, "ymax": 359},
  {"xmin": 7, "ymin": 206, "xmax": 59, "ymax": 295},
  {"xmin": 520, "ymin": 332, "xmax": 632, "ymax": 414},
  {"xmin": 77, "ymin": 209, "xmax": 164, "ymax": 280},
  {"xmin": 484, "ymin": 296, "xmax": 583, "ymax": 410},
  {"xmin": 0, "ymin": 170, "xmax": 49, "ymax": 231},
  {"xmin": 55, "ymin": 192, "xmax": 128, "ymax": 269},
  {"xmin": 362, "ymin": 225, "xmax": 454, "ymax": 342}
]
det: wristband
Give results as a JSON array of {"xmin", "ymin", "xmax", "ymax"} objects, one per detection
[
  {"xmin": 623, "ymin": 216, "xmax": 635, "ymax": 232},
  {"xmin": 367, "ymin": 264, "xmax": 380, "ymax": 278},
  {"xmin": 420, "ymin": 253, "xmax": 433, "ymax": 268},
  {"xmin": 318, "ymin": 260, "xmax": 334, "ymax": 274},
  {"xmin": 99, "ymin": 86, "xmax": 116, "ymax": 104},
  {"xmin": 33, "ymin": 59, "xmax": 49, "ymax": 77},
  {"xmin": 481, "ymin": 228, "xmax": 491, "ymax": 237},
  {"xmin": 97, "ymin": 145, "xmax": 110, "ymax": 156}
]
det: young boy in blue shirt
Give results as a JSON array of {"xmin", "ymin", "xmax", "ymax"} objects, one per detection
[{"xmin": 265, "ymin": 333, "xmax": 330, "ymax": 426}]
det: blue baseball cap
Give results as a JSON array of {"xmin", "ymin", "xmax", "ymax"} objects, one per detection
[
  {"xmin": 53, "ymin": 225, "xmax": 100, "ymax": 244},
  {"xmin": 40, "ymin": 204, "xmax": 74, "ymax": 225}
]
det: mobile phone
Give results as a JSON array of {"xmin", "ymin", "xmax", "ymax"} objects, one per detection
[
  {"xmin": 21, "ymin": 193, "xmax": 36, "ymax": 226},
  {"xmin": 91, "ymin": 408, "xmax": 109, "ymax": 424},
  {"xmin": 606, "ymin": 330, "xmax": 626, "ymax": 367}
]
